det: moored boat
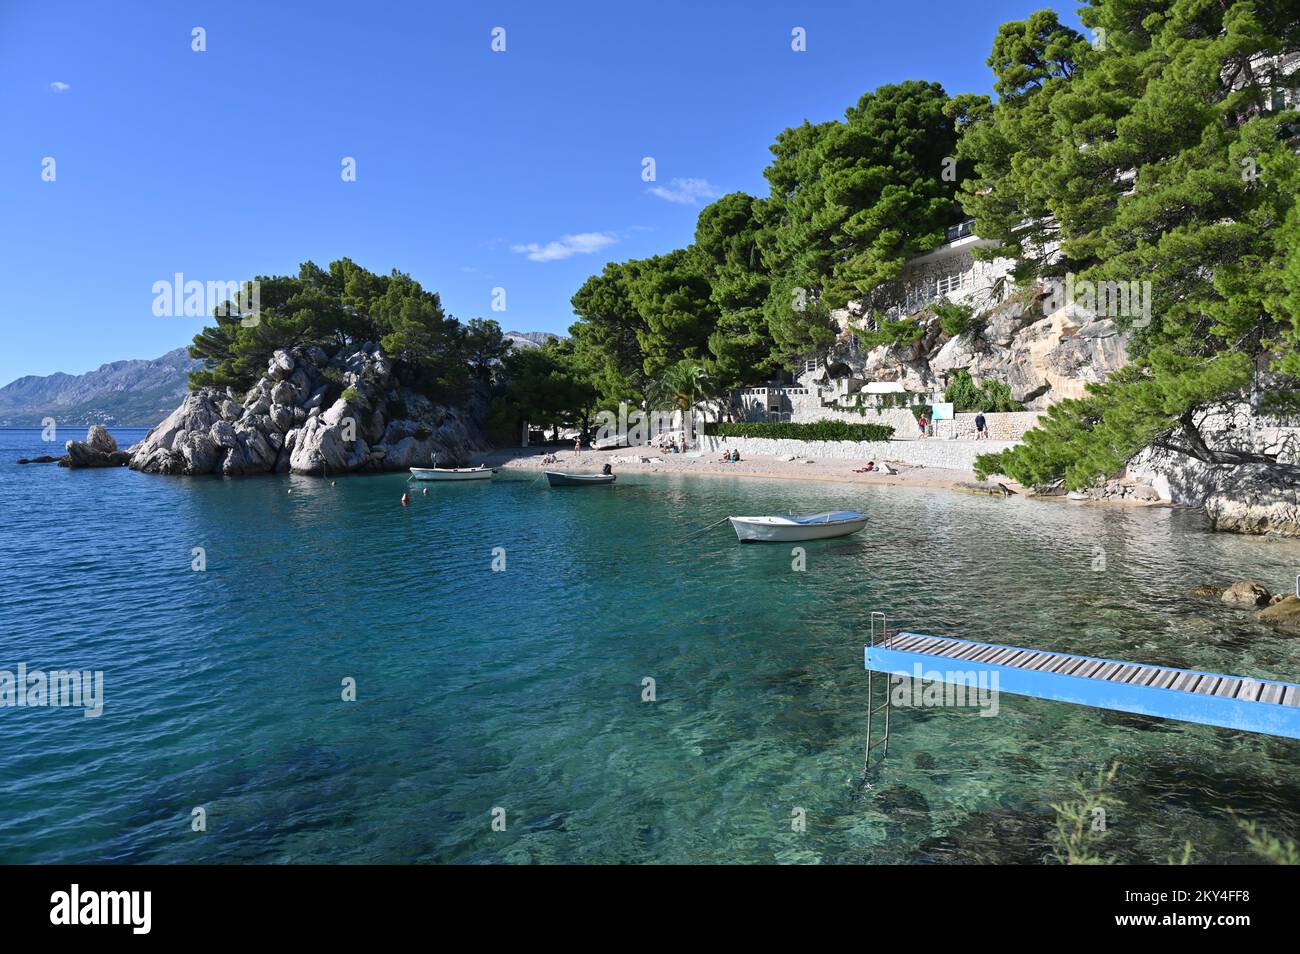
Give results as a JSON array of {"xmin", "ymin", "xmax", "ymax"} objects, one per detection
[
  {"xmin": 729, "ymin": 510, "xmax": 868, "ymax": 542},
  {"xmin": 409, "ymin": 466, "xmax": 495, "ymax": 481},
  {"xmin": 545, "ymin": 471, "xmax": 616, "ymax": 487}
]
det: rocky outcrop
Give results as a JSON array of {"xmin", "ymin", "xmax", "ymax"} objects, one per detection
[
  {"xmin": 1204, "ymin": 465, "xmax": 1300, "ymax": 537},
  {"xmin": 829, "ymin": 295, "xmax": 1128, "ymax": 409},
  {"xmin": 61, "ymin": 425, "xmax": 131, "ymax": 468},
  {"xmin": 129, "ymin": 344, "xmax": 486, "ymax": 477},
  {"xmin": 1127, "ymin": 444, "xmax": 1300, "ymax": 537}
]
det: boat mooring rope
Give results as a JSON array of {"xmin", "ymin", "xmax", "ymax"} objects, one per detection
[{"xmin": 683, "ymin": 515, "xmax": 731, "ymax": 542}]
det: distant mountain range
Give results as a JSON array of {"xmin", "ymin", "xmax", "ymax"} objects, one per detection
[
  {"xmin": 0, "ymin": 348, "xmax": 204, "ymax": 427},
  {"xmin": 503, "ymin": 330, "xmax": 562, "ymax": 350},
  {"xmin": 0, "ymin": 331, "xmax": 564, "ymax": 426}
]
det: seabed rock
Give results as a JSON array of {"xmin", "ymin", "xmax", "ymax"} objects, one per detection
[
  {"xmin": 1221, "ymin": 580, "xmax": 1272, "ymax": 608},
  {"xmin": 951, "ymin": 481, "xmax": 1016, "ymax": 497},
  {"xmin": 1258, "ymin": 595, "xmax": 1300, "ymax": 634}
]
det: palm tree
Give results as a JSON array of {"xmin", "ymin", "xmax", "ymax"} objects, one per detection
[{"xmin": 655, "ymin": 359, "xmax": 715, "ymax": 446}]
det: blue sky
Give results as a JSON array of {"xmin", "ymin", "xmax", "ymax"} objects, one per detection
[{"xmin": 0, "ymin": 0, "xmax": 1083, "ymax": 384}]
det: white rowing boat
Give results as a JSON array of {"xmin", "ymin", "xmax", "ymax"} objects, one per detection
[
  {"xmin": 409, "ymin": 466, "xmax": 495, "ymax": 481},
  {"xmin": 728, "ymin": 510, "xmax": 868, "ymax": 542}
]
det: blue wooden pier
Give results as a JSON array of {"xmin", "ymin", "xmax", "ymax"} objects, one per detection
[{"xmin": 862, "ymin": 616, "xmax": 1300, "ymax": 764}]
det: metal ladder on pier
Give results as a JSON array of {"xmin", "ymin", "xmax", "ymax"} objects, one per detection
[{"xmin": 864, "ymin": 611, "xmax": 896, "ymax": 773}]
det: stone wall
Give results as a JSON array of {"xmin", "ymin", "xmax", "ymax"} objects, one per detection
[
  {"xmin": 934, "ymin": 411, "xmax": 1045, "ymax": 441},
  {"xmin": 731, "ymin": 389, "xmax": 1043, "ymax": 444},
  {"xmin": 699, "ymin": 434, "xmax": 1019, "ymax": 470}
]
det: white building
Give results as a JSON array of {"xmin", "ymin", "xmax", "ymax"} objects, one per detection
[{"xmin": 787, "ymin": 218, "xmax": 1025, "ymax": 395}]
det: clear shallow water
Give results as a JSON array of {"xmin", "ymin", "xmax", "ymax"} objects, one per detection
[{"xmin": 1, "ymin": 425, "xmax": 1298, "ymax": 864}]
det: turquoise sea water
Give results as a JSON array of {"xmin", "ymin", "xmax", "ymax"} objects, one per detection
[{"xmin": 1, "ymin": 425, "xmax": 1299, "ymax": 863}]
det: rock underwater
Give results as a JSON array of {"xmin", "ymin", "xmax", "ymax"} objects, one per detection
[{"xmin": 128, "ymin": 344, "xmax": 487, "ymax": 477}]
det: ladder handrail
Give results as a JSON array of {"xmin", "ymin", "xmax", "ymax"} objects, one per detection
[{"xmin": 865, "ymin": 611, "xmax": 893, "ymax": 773}]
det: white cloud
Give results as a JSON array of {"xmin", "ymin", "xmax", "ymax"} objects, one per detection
[
  {"xmin": 50, "ymin": 81, "xmax": 70, "ymax": 93},
  {"xmin": 511, "ymin": 231, "xmax": 619, "ymax": 263},
  {"xmin": 647, "ymin": 177, "xmax": 719, "ymax": 204}
]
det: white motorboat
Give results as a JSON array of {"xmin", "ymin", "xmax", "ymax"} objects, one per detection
[
  {"xmin": 408, "ymin": 466, "xmax": 495, "ymax": 481},
  {"xmin": 728, "ymin": 510, "xmax": 868, "ymax": 543}
]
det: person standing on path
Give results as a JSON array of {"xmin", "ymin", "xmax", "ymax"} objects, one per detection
[{"xmin": 975, "ymin": 412, "xmax": 987, "ymax": 440}]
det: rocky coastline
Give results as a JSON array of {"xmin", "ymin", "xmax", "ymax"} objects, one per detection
[
  {"xmin": 15, "ymin": 424, "xmax": 133, "ymax": 468},
  {"xmin": 26, "ymin": 341, "xmax": 1300, "ymax": 541},
  {"xmin": 121, "ymin": 343, "xmax": 487, "ymax": 477},
  {"xmin": 826, "ymin": 296, "xmax": 1128, "ymax": 409}
]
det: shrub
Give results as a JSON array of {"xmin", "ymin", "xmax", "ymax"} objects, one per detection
[
  {"xmin": 933, "ymin": 301, "xmax": 979, "ymax": 338},
  {"xmin": 944, "ymin": 370, "xmax": 985, "ymax": 410},
  {"xmin": 703, "ymin": 420, "xmax": 895, "ymax": 442},
  {"xmin": 944, "ymin": 369, "xmax": 1024, "ymax": 412},
  {"xmin": 859, "ymin": 317, "xmax": 925, "ymax": 350},
  {"xmin": 340, "ymin": 386, "xmax": 371, "ymax": 411},
  {"xmin": 982, "ymin": 379, "xmax": 1022, "ymax": 412}
]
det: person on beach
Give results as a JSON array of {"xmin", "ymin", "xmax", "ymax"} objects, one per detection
[
  {"xmin": 730, "ymin": 449, "xmax": 741, "ymax": 462},
  {"xmin": 975, "ymin": 412, "xmax": 987, "ymax": 440},
  {"xmin": 602, "ymin": 463, "xmax": 613, "ymax": 476},
  {"xmin": 917, "ymin": 414, "xmax": 929, "ymax": 439},
  {"xmin": 574, "ymin": 435, "xmax": 582, "ymax": 456}
]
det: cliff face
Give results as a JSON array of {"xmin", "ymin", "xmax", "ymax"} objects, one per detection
[
  {"xmin": 129, "ymin": 343, "xmax": 487, "ymax": 477},
  {"xmin": 826, "ymin": 295, "xmax": 1129, "ymax": 409},
  {"xmin": 1124, "ymin": 404, "xmax": 1300, "ymax": 537}
]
